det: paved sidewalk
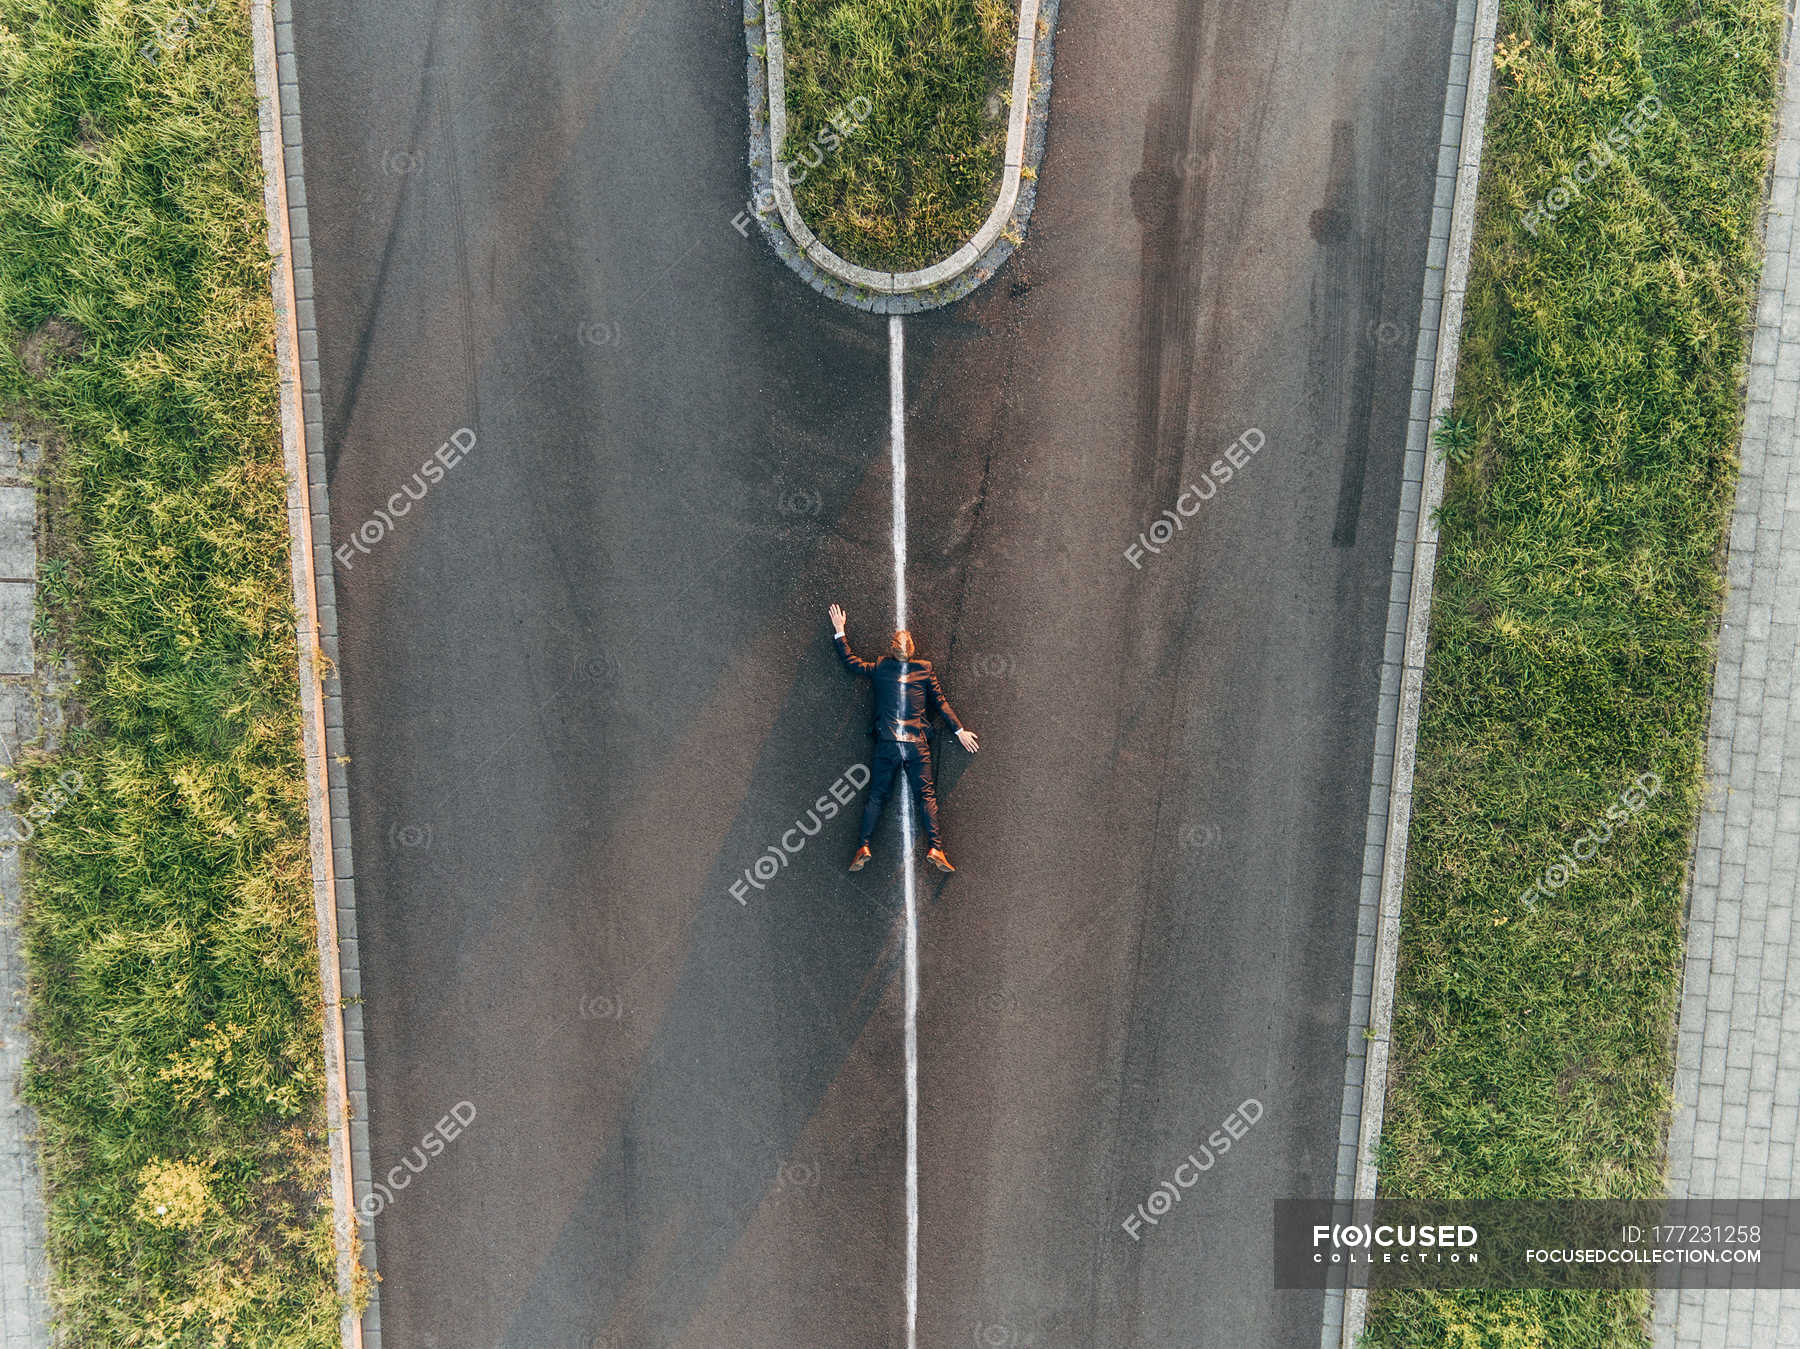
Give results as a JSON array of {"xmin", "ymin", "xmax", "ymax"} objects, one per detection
[
  {"xmin": 0, "ymin": 423, "xmax": 52, "ymax": 1349},
  {"xmin": 1654, "ymin": 9, "xmax": 1800, "ymax": 1346}
]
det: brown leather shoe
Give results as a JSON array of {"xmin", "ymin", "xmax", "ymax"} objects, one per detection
[
  {"xmin": 926, "ymin": 847, "xmax": 955, "ymax": 873},
  {"xmin": 848, "ymin": 844, "xmax": 871, "ymax": 872}
]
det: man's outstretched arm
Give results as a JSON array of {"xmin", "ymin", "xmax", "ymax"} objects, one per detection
[
  {"xmin": 927, "ymin": 668, "xmax": 979, "ymax": 753},
  {"xmin": 828, "ymin": 604, "xmax": 874, "ymax": 676}
]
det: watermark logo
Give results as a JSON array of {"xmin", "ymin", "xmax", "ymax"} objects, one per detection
[
  {"xmin": 728, "ymin": 762, "xmax": 870, "ymax": 905},
  {"xmin": 733, "ymin": 96, "xmax": 875, "ymax": 237},
  {"xmin": 1121, "ymin": 1098, "xmax": 1263, "ymax": 1240},
  {"xmin": 140, "ymin": 0, "xmax": 216, "ymax": 64},
  {"xmin": 1364, "ymin": 318, "xmax": 1406, "ymax": 348},
  {"xmin": 764, "ymin": 474, "xmax": 822, "ymax": 517},
  {"xmin": 1310, "ymin": 1220, "xmax": 1480, "ymax": 1267},
  {"xmin": 388, "ymin": 822, "xmax": 432, "ymax": 850},
  {"xmin": 0, "ymin": 769, "xmax": 83, "ymax": 846},
  {"xmin": 972, "ymin": 1321, "xmax": 1034, "ymax": 1347},
  {"xmin": 578, "ymin": 994, "xmax": 626, "ymax": 1022},
  {"xmin": 1519, "ymin": 94, "xmax": 1663, "ymax": 235},
  {"xmin": 1179, "ymin": 820, "xmax": 1221, "ymax": 850},
  {"xmin": 970, "ymin": 1306, "xmax": 1062, "ymax": 1346},
  {"xmin": 1517, "ymin": 770, "xmax": 1661, "ymax": 909},
  {"xmin": 768, "ymin": 1158, "xmax": 822, "ymax": 1207},
  {"xmin": 379, "ymin": 149, "xmax": 424, "ymax": 176},
  {"xmin": 334, "ymin": 427, "xmax": 476, "ymax": 572},
  {"xmin": 577, "ymin": 651, "xmax": 619, "ymax": 689},
  {"xmin": 1125, "ymin": 428, "xmax": 1266, "ymax": 569},
  {"xmin": 359, "ymin": 1100, "xmax": 476, "ymax": 1220},
  {"xmin": 520, "ymin": 1326, "xmax": 632, "ymax": 1349},
  {"xmin": 576, "ymin": 320, "xmax": 624, "ymax": 350},
  {"xmin": 978, "ymin": 987, "xmax": 1020, "ymax": 1017}
]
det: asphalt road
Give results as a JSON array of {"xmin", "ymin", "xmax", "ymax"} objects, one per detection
[{"xmin": 291, "ymin": 0, "xmax": 1454, "ymax": 1343}]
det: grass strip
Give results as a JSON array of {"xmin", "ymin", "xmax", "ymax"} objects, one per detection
[
  {"xmin": 0, "ymin": 1, "xmax": 341, "ymax": 1342},
  {"xmin": 1365, "ymin": 1, "xmax": 1783, "ymax": 1345},
  {"xmin": 776, "ymin": 0, "xmax": 1017, "ymax": 269}
]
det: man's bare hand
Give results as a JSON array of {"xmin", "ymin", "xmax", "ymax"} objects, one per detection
[
  {"xmin": 828, "ymin": 603, "xmax": 846, "ymax": 636},
  {"xmin": 957, "ymin": 728, "xmax": 979, "ymax": 753}
]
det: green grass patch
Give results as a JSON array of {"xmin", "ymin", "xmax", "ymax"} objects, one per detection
[
  {"xmin": 1364, "ymin": 1, "xmax": 1783, "ymax": 1346},
  {"xmin": 776, "ymin": 0, "xmax": 1017, "ymax": 269},
  {"xmin": 0, "ymin": 1, "xmax": 342, "ymax": 1342}
]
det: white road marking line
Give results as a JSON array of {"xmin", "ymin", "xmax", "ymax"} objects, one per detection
[
  {"xmin": 889, "ymin": 312, "xmax": 919, "ymax": 1349},
  {"xmin": 890, "ymin": 313, "xmax": 908, "ymax": 631}
]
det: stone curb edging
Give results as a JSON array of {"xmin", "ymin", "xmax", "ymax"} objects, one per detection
[
  {"xmin": 1321, "ymin": 0, "xmax": 1501, "ymax": 1345},
  {"xmin": 248, "ymin": 4, "xmax": 381, "ymax": 1346},
  {"xmin": 0, "ymin": 426, "xmax": 58, "ymax": 1349},
  {"xmin": 741, "ymin": 0, "xmax": 1060, "ymax": 312}
]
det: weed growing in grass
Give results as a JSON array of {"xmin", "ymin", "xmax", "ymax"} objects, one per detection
[{"xmin": 1433, "ymin": 412, "xmax": 1476, "ymax": 467}]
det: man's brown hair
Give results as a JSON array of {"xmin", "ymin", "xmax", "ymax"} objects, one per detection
[{"xmin": 890, "ymin": 630, "xmax": 915, "ymax": 660}]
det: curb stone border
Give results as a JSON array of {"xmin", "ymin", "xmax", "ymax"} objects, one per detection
[
  {"xmin": 740, "ymin": 0, "xmax": 1060, "ymax": 312},
  {"xmin": 0, "ymin": 424, "xmax": 57, "ymax": 1349},
  {"xmin": 1321, "ymin": 0, "xmax": 1501, "ymax": 1344},
  {"xmin": 249, "ymin": 4, "xmax": 380, "ymax": 1346}
]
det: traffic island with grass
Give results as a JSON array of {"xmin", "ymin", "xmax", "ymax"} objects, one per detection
[
  {"xmin": 1366, "ymin": 0, "xmax": 1784, "ymax": 1346},
  {"xmin": 0, "ymin": 2, "xmax": 341, "ymax": 1342},
  {"xmin": 775, "ymin": 0, "xmax": 1018, "ymax": 270}
]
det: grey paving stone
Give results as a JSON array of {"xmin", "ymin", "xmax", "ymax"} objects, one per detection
[
  {"xmin": 0, "ymin": 489, "xmax": 33, "ymax": 582},
  {"xmin": 1753, "ymin": 1053, "xmax": 1778, "ymax": 1093},
  {"xmin": 0, "ymin": 426, "xmax": 42, "ymax": 479},
  {"xmin": 1775, "ymin": 339, "xmax": 1800, "ymax": 388},
  {"xmin": 1746, "ymin": 1128, "xmax": 1772, "ymax": 1168},
  {"xmin": 0, "ymin": 583, "xmax": 30, "ymax": 677},
  {"xmin": 1699, "ymin": 1083, "xmax": 1727, "ymax": 1124},
  {"xmin": 1727, "ymin": 818, "xmax": 1754, "ymax": 861},
  {"xmin": 1661, "ymin": 59, "xmax": 1800, "ymax": 1346}
]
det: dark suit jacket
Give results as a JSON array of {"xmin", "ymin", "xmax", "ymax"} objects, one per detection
[{"xmin": 834, "ymin": 633, "xmax": 965, "ymax": 744}]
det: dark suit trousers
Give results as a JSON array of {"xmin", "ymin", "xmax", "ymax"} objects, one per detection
[{"xmin": 860, "ymin": 738, "xmax": 941, "ymax": 848}]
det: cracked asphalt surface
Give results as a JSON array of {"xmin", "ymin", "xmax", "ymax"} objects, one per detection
[{"xmin": 291, "ymin": 0, "xmax": 1455, "ymax": 1342}]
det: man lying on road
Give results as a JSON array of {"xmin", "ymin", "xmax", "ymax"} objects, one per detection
[{"xmin": 829, "ymin": 603, "xmax": 978, "ymax": 873}]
